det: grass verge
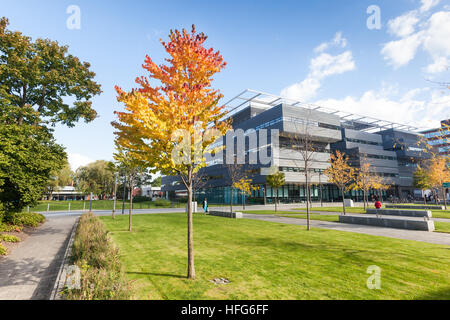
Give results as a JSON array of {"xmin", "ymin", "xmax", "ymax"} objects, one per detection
[{"xmin": 101, "ymin": 213, "xmax": 450, "ymax": 300}]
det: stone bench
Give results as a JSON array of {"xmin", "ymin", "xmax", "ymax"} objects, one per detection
[
  {"xmin": 339, "ymin": 215, "xmax": 434, "ymax": 232},
  {"xmin": 208, "ymin": 211, "xmax": 243, "ymax": 219},
  {"xmin": 366, "ymin": 208, "xmax": 432, "ymax": 218},
  {"xmin": 385, "ymin": 204, "xmax": 444, "ymax": 210}
]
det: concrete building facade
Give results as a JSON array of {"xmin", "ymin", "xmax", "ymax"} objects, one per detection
[{"xmin": 161, "ymin": 90, "xmax": 430, "ymax": 204}]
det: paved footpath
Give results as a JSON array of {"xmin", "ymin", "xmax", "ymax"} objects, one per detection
[
  {"xmin": 243, "ymin": 214, "xmax": 450, "ymax": 246},
  {"xmin": 0, "ymin": 216, "xmax": 77, "ymax": 300}
]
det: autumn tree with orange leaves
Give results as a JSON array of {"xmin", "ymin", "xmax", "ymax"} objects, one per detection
[
  {"xmin": 324, "ymin": 151, "xmax": 355, "ymax": 215},
  {"xmin": 112, "ymin": 26, "xmax": 230, "ymax": 280}
]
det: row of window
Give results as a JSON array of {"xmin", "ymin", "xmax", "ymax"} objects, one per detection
[
  {"xmin": 423, "ymin": 129, "xmax": 450, "ymax": 139},
  {"xmin": 359, "ymin": 153, "xmax": 397, "ymax": 161},
  {"xmin": 279, "ymin": 167, "xmax": 325, "ymax": 173},
  {"xmin": 345, "ymin": 138, "xmax": 382, "ymax": 146},
  {"xmin": 255, "ymin": 117, "xmax": 340, "ymax": 132}
]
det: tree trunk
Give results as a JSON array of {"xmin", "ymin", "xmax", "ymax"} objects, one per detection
[
  {"xmin": 230, "ymin": 187, "xmax": 233, "ymax": 214},
  {"xmin": 442, "ymin": 187, "xmax": 447, "ymax": 210},
  {"xmin": 341, "ymin": 187, "xmax": 346, "ymax": 215},
  {"xmin": 128, "ymin": 178, "xmax": 133, "ymax": 232},
  {"xmin": 305, "ymin": 174, "xmax": 310, "ymax": 231},
  {"xmin": 275, "ymin": 189, "xmax": 278, "ymax": 213},
  {"xmin": 187, "ymin": 169, "xmax": 195, "ymax": 280},
  {"xmin": 363, "ymin": 190, "xmax": 367, "ymax": 210}
]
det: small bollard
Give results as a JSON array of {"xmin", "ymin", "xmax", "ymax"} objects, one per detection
[
  {"xmin": 27, "ymin": 206, "xmax": 30, "ymax": 213},
  {"xmin": 83, "ymin": 202, "xmax": 86, "ymax": 211},
  {"xmin": 47, "ymin": 203, "xmax": 50, "ymax": 212},
  {"xmin": 68, "ymin": 202, "xmax": 71, "ymax": 212}
]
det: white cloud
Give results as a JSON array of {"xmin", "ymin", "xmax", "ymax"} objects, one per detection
[
  {"xmin": 314, "ymin": 31, "xmax": 347, "ymax": 53},
  {"xmin": 420, "ymin": 0, "xmax": 441, "ymax": 13},
  {"xmin": 281, "ymin": 78, "xmax": 321, "ymax": 102},
  {"xmin": 387, "ymin": 11, "xmax": 420, "ymax": 37},
  {"xmin": 381, "ymin": 32, "xmax": 423, "ymax": 69},
  {"xmin": 282, "ymin": 33, "xmax": 355, "ymax": 101},
  {"xmin": 314, "ymin": 85, "xmax": 450, "ymax": 129},
  {"xmin": 68, "ymin": 153, "xmax": 94, "ymax": 171},
  {"xmin": 424, "ymin": 56, "xmax": 449, "ymax": 73},
  {"xmin": 381, "ymin": 2, "xmax": 450, "ymax": 73},
  {"xmin": 310, "ymin": 51, "xmax": 355, "ymax": 78}
]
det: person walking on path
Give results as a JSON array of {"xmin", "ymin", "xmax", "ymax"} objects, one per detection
[
  {"xmin": 375, "ymin": 199, "xmax": 382, "ymax": 209},
  {"xmin": 203, "ymin": 198, "xmax": 208, "ymax": 213}
]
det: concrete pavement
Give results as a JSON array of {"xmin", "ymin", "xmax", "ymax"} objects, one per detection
[{"xmin": 0, "ymin": 215, "xmax": 77, "ymax": 300}]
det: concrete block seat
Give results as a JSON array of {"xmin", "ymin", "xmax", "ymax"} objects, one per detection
[
  {"xmin": 366, "ymin": 208, "xmax": 432, "ymax": 218},
  {"xmin": 208, "ymin": 211, "xmax": 243, "ymax": 219},
  {"xmin": 385, "ymin": 204, "xmax": 444, "ymax": 210},
  {"xmin": 339, "ymin": 215, "xmax": 434, "ymax": 232}
]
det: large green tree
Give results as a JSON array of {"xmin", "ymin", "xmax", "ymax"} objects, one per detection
[
  {"xmin": 75, "ymin": 160, "xmax": 116, "ymax": 199},
  {"xmin": 0, "ymin": 17, "xmax": 101, "ymax": 127},
  {"xmin": 46, "ymin": 159, "xmax": 74, "ymax": 200},
  {"xmin": 0, "ymin": 124, "xmax": 66, "ymax": 220}
]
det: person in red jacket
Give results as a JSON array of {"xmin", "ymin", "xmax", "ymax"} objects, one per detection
[{"xmin": 374, "ymin": 199, "xmax": 382, "ymax": 209}]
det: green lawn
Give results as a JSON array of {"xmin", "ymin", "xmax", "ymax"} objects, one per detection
[
  {"xmin": 24, "ymin": 199, "xmax": 185, "ymax": 212},
  {"xmin": 435, "ymin": 222, "xmax": 450, "ymax": 234},
  {"xmin": 101, "ymin": 213, "xmax": 450, "ymax": 300}
]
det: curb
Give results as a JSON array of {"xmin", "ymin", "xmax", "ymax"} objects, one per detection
[{"xmin": 50, "ymin": 217, "xmax": 79, "ymax": 300}]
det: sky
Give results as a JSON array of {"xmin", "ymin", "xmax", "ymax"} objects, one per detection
[{"xmin": 1, "ymin": 0, "xmax": 449, "ymax": 170}]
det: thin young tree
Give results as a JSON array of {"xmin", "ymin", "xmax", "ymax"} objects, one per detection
[
  {"xmin": 114, "ymin": 145, "xmax": 146, "ymax": 232},
  {"xmin": 283, "ymin": 108, "xmax": 327, "ymax": 230},
  {"xmin": 324, "ymin": 151, "xmax": 355, "ymax": 215},
  {"xmin": 426, "ymin": 156, "xmax": 449, "ymax": 209},
  {"xmin": 112, "ymin": 26, "xmax": 230, "ymax": 279},
  {"xmin": 266, "ymin": 169, "xmax": 285, "ymax": 213},
  {"xmin": 351, "ymin": 158, "xmax": 377, "ymax": 210},
  {"xmin": 226, "ymin": 158, "xmax": 247, "ymax": 213},
  {"xmin": 233, "ymin": 177, "xmax": 255, "ymax": 210},
  {"xmin": 413, "ymin": 165, "xmax": 431, "ymax": 204}
]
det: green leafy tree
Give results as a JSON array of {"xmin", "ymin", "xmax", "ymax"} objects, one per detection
[
  {"xmin": 114, "ymin": 145, "xmax": 148, "ymax": 231},
  {"xmin": 413, "ymin": 165, "xmax": 431, "ymax": 204},
  {"xmin": 0, "ymin": 124, "xmax": 66, "ymax": 221},
  {"xmin": 0, "ymin": 17, "xmax": 101, "ymax": 127},
  {"xmin": 75, "ymin": 160, "xmax": 115, "ymax": 199},
  {"xmin": 266, "ymin": 168, "xmax": 285, "ymax": 213},
  {"xmin": 151, "ymin": 176, "xmax": 161, "ymax": 187},
  {"xmin": 47, "ymin": 159, "xmax": 74, "ymax": 200}
]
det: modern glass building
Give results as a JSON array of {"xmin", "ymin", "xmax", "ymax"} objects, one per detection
[
  {"xmin": 161, "ymin": 89, "xmax": 430, "ymax": 204},
  {"xmin": 421, "ymin": 119, "xmax": 450, "ymax": 156}
]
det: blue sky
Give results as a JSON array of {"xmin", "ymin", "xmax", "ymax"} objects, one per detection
[{"xmin": 1, "ymin": 0, "xmax": 449, "ymax": 169}]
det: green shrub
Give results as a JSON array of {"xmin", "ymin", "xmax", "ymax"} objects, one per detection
[
  {"xmin": 153, "ymin": 199, "xmax": 172, "ymax": 207},
  {"xmin": 12, "ymin": 212, "xmax": 45, "ymax": 227},
  {"xmin": 0, "ymin": 243, "xmax": 6, "ymax": 256},
  {"xmin": 0, "ymin": 223, "xmax": 23, "ymax": 232},
  {"xmin": 133, "ymin": 196, "xmax": 151, "ymax": 203},
  {"xmin": 0, "ymin": 234, "xmax": 20, "ymax": 243},
  {"xmin": 67, "ymin": 213, "xmax": 133, "ymax": 300}
]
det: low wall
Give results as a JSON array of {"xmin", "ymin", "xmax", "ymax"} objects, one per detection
[
  {"xmin": 366, "ymin": 209, "xmax": 432, "ymax": 218},
  {"xmin": 208, "ymin": 211, "xmax": 243, "ymax": 219},
  {"xmin": 339, "ymin": 215, "xmax": 434, "ymax": 232},
  {"xmin": 386, "ymin": 204, "xmax": 444, "ymax": 210}
]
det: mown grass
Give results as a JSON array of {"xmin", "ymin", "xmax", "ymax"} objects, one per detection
[
  {"xmin": 24, "ymin": 199, "xmax": 185, "ymax": 212},
  {"xmin": 435, "ymin": 222, "xmax": 450, "ymax": 234},
  {"xmin": 101, "ymin": 213, "xmax": 450, "ymax": 300}
]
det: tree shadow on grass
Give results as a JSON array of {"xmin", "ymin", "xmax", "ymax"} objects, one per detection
[
  {"xmin": 126, "ymin": 271, "xmax": 186, "ymax": 279},
  {"xmin": 415, "ymin": 287, "xmax": 450, "ymax": 300}
]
